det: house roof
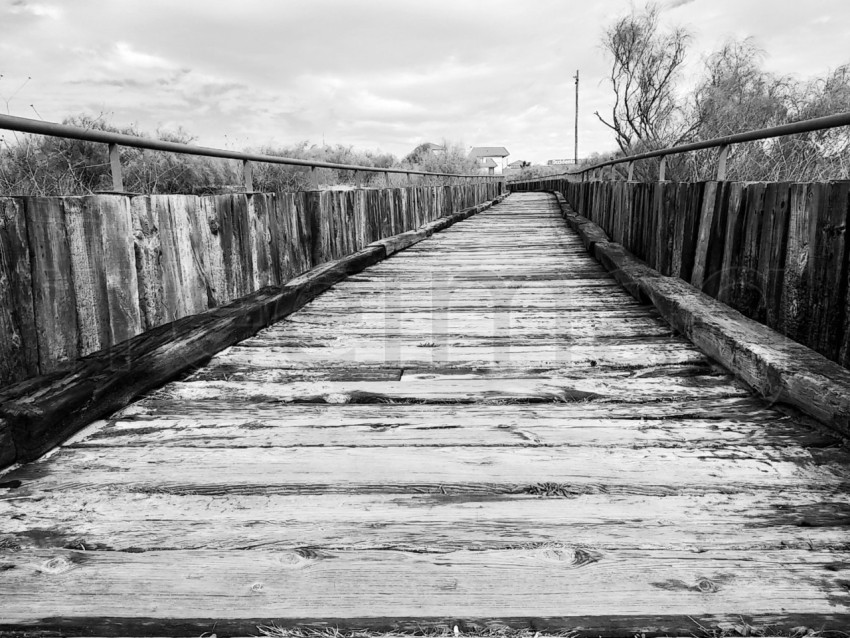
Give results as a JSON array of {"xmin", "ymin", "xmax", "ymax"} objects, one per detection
[
  {"xmin": 507, "ymin": 160, "xmax": 526, "ymax": 168},
  {"xmin": 423, "ymin": 142, "xmax": 445, "ymax": 152},
  {"xmin": 469, "ymin": 146, "xmax": 509, "ymax": 159},
  {"xmin": 481, "ymin": 158, "xmax": 498, "ymax": 168}
]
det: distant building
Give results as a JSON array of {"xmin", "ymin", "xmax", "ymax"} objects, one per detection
[
  {"xmin": 469, "ymin": 146, "xmax": 510, "ymax": 174},
  {"xmin": 507, "ymin": 160, "xmax": 530, "ymax": 170},
  {"xmin": 422, "ymin": 142, "xmax": 446, "ymax": 153},
  {"xmin": 547, "ymin": 158, "xmax": 576, "ymax": 165}
]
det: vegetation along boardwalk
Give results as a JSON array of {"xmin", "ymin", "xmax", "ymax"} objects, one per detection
[{"xmin": 2, "ymin": 192, "xmax": 850, "ymax": 635}]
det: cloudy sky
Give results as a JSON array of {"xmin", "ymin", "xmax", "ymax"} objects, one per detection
[{"xmin": 1, "ymin": 0, "xmax": 848, "ymax": 164}]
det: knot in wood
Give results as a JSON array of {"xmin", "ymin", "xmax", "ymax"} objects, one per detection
[
  {"xmin": 696, "ymin": 577, "xmax": 718, "ymax": 593},
  {"xmin": 40, "ymin": 556, "xmax": 73, "ymax": 574}
]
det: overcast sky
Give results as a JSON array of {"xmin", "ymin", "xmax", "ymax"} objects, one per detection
[{"xmin": 1, "ymin": 0, "xmax": 848, "ymax": 164}]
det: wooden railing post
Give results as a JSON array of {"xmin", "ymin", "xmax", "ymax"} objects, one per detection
[
  {"xmin": 108, "ymin": 143, "xmax": 124, "ymax": 192},
  {"xmin": 627, "ymin": 161, "xmax": 635, "ymax": 181},
  {"xmin": 354, "ymin": 170, "xmax": 362, "ymax": 189},
  {"xmin": 659, "ymin": 156, "xmax": 667, "ymax": 182},
  {"xmin": 384, "ymin": 172, "xmax": 391, "ymax": 188},
  {"xmin": 242, "ymin": 159, "xmax": 253, "ymax": 192},
  {"xmin": 310, "ymin": 166, "xmax": 319, "ymax": 190},
  {"xmin": 716, "ymin": 144, "xmax": 730, "ymax": 181}
]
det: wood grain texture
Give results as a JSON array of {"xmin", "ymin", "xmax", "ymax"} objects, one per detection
[
  {"xmin": 24, "ymin": 196, "xmax": 78, "ymax": 372},
  {"xmin": 0, "ymin": 198, "xmax": 38, "ymax": 385},
  {"xmin": 3, "ymin": 191, "xmax": 849, "ymax": 634}
]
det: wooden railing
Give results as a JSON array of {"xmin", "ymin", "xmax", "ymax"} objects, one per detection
[{"xmin": 0, "ymin": 113, "xmax": 503, "ymax": 191}]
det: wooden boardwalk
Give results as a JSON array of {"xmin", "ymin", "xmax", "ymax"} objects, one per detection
[{"xmin": 2, "ymin": 192, "xmax": 850, "ymax": 635}]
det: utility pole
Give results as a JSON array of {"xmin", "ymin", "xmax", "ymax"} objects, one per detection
[{"xmin": 573, "ymin": 69, "xmax": 579, "ymax": 165}]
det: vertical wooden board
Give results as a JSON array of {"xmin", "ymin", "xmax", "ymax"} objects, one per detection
[
  {"xmin": 154, "ymin": 196, "xmax": 208, "ymax": 323},
  {"xmin": 807, "ymin": 181, "xmax": 849, "ymax": 361},
  {"xmin": 616, "ymin": 183, "xmax": 631, "ymax": 245},
  {"xmin": 94, "ymin": 195, "xmax": 142, "ymax": 345},
  {"xmin": 292, "ymin": 192, "xmax": 313, "ymax": 275},
  {"xmin": 0, "ymin": 197, "xmax": 38, "ymax": 385},
  {"xmin": 639, "ymin": 183, "xmax": 652, "ymax": 262},
  {"xmin": 194, "ymin": 197, "xmax": 227, "ymax": 307},
  {"xmin": 390, "ymin": 189, "xmax": 403, "ymax": 236},
  {"xmin": 231, "ymin": 195, "xmax": 255, "ymax": 296},
  {"xmin": 393, "ymin": 188, "xmax": 404, "ymax": 234},
  {"xmin": 331, "ymin": 192, "xmax": 346, "ymax": 260},
  {"xmin": 656, "ymin": 182, "xmax": 677, "ymax": 276},
  {"xmin": 758, "ymin": 183, "xmax": 792, "ymax": 330},
  {"xmin": 739, "ymin": 183, "xmax": 768, "ymax": 321},
  {"xmin": 691, "ymin": 182, "xmax": 717, "ymax": 291},
  {"xmin": 211, "ymin": 195, "xmax": 238, "ymax": 304},
  {"xmin": 262, "ymin": 194, "xmax": 284, "ymax": 287},
  {"xmin": 380, "ymin": 188, "xmax": 394, "ymax": 239},
  {"xmin": 352, "ymin": 189, "xmax": 367, "ymax": 251},
  {"xmin": 63, "ymin": 197, "xmax": 108, "ymax": 355},
  {"xmin": 670, "ymin": 183, "xmax": 688, "ymax": 278},
  {"xmin": 249, "ymin": 194, "xmax": 273, "ymax": 288},
  {"xmin": 340, "ymin": 191, "xmax": 354, "ymax": 257},
  {"xmin": 343, "ymin": 191, "xmax": 358, "ymax": 253},
  {"xmin": 306, "ymin": 191, "xmax": 330, "ymax": 266},
  {"xmin": 644, "ymin": 183, "xmax": 660, "ymax": 269},
  {"xmin": 716, "ymin": 182, "xmax": 745, "ymax": 306},
  {"xmin": 24, "ymin": 196, "xmax": 79, "ymax": 372},
  {"xmin": 274, "ymin": 194, "xmax": 297, "ymax": 282},
  {"xmin": 780, "ymin": 184, "xmax": 813, "ymax": 341},
  {"xmin": 703, "ymin": 182, "xmax": 730, "ymax": 299},
  {"xmin": 130, "ymin": 197, "xmax": 164, "ymax": 329}
]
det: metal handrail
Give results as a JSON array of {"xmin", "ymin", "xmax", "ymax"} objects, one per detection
[
  {"xmin": 516, "ymin": 111, "xmax": 850, "ymax": 182},
  {"xmin": 0, "ymin": 113, "xmax": 502, "ymax": 191}
]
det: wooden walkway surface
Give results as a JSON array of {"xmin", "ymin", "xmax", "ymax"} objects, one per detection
[{"xmin": 2, "ymin": 192, "xmax": 850, "ymax": 635}]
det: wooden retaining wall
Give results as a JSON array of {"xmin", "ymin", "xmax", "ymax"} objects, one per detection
[
  {"xmin": 512, "ymin": 178, "xmax": 850, "ymax": 368},
  {"xmin": 0, "ymin": 183, "xmax": 502, "ymax": 387}
]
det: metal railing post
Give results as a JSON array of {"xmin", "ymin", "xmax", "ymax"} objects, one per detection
[
  {"xmin": 659, "ymin": 156, "xmax": 667, "ymax": 182},
  {"xmin": 242, "ymin": 159, "xmax": 253, "ymax": 192},
  {"xmin": 716, "ymin": 144, "xmax": 730, "ymax": 181},
  {"xmin": 108, "ymin": 143, "xmax": 124, "ymax": 192}
]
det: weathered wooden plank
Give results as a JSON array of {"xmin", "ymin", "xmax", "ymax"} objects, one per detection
[
  {"xmin": 0, "ymin": 197, "xmax": 38, "ymax": 385},
  {"xmin": 24, "ymin": 196, "xmax": 79, "ymax": 372},
  {"xmin": 5, "ymin": 492, "xmax": 848, "ymax": 552},
  {"xmin": 9, "ymin": 444, "xmax": 849, "ymax": 495},
  {"xmin": 128, "ymin": 395, "xmax": 776, "ymax": 422},
  {"xmin": 154, "ymin": 195, "xmax": 208, "ymax": 322},
  {"xmin": 63, "ymin": 196, "xmax": 109, "ymax": 355},
  {"xmin": 80, "ymin": 406, "xmax": 831, "ymax": 451},
  {"xmin": 780, "ymin": 183, "xmax": 813, "ymax": 341},
  {"xmin": 130, "ymin": 196, "xmax": 165, "ymax": 329},
  {"xmin": 2, "ymin": 548, "xmax": 848, "ymax": 633},
  {"xmin": 97, "ymin": 195, "xmax": 142, "ymax": 344},
  {"xmin": 757, "ymin": 182, "xmax": 792, "ymax": 330},
  {"xmin": 690, "ymin": 181, "xmax": 728, "ymax": 298},
  {"xmin": 716, "ymin": 181, "xmax": 745, "ymax": 305},
  {"xmin": 213, "ymin": 342, "xmax": 709, "ymax": 369},
  {"xmin": 248, "ymin": 193, "xmax": 273, "ymax": 288},
  {"xmin": 807, "ymin": 181, "xmax": 849, "ymax": 360}
]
